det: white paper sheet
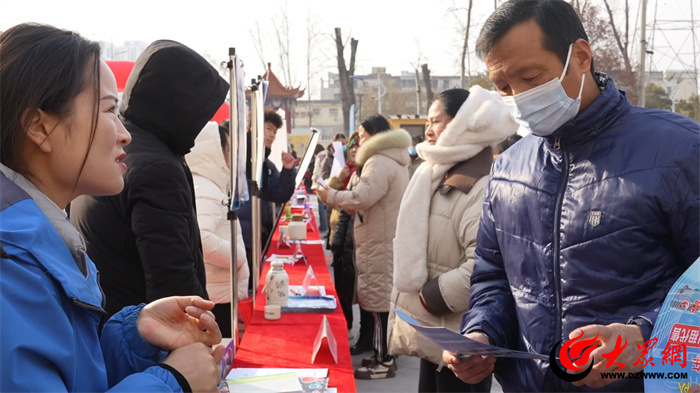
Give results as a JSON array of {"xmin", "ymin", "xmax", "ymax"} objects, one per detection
[{"xmin": 329, "ymin": 141, "xmax": 345, "ymax": 177}]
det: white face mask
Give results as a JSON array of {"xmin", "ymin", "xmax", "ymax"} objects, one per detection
[{"xmin": 501, "ymin": 44, "xmax": 585, "ymax": 137}]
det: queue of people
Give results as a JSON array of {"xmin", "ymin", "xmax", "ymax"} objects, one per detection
[{"xmin": 2, "ymin": 0, "xmax": 699, "ymax": 391}]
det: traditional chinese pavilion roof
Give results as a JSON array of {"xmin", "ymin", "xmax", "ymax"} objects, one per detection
[{"xmin": 260, "ymin": 62, "xmax": 305, "ymax": 99}]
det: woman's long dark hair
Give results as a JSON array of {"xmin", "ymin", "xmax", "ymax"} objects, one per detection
[
  {"xmin": 0, "ymin": 23, "xmax": 102, "ymax": 182},
  {"xmin": 360, "ymin": 114, "xmax": 391, "ymax": 135}
]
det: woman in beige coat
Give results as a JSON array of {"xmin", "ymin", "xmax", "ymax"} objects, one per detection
[
  {"xmin": 317, "ymin": 114, "xmax": 411, "ymax": 380},
  {"xmin": 186, "ymin": 121, "xmax": 250, "ymax": 338},
  {"xmin": 388, "ymin": 87, "xmax": 518, "ymax": 392}
]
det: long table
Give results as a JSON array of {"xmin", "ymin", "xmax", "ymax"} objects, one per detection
[{"xmin": 231, "ymin": 207, "xmax": 357, "ymax": 392}]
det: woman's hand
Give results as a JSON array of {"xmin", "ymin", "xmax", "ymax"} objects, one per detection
[
  {"xmin": 316, "ymin": 186, "xmax": 329, "ymax": 204},
  {"xmin": 162, "ymin": 342, "xmax": 224, "ymax": 393},
  {"xmin": 338, "ymin": 166, "xmax": 351, "ymax": 182},
  {"xmin": 137, "ymin": 296, "xmax": 222, "ymax": 350}
]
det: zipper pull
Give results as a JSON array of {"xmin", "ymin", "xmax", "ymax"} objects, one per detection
[{"xmin": 553, "ymin": 138, "xmax": 561, "ymax": 150}]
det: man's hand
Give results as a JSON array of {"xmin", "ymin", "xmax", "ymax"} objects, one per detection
[
  {"xmin": 316, "ymin": 186, "xmax": 329, "ymax": 204},
  {"xmin": 137, "ymin": 296, "xmax": 222, "ymax": 350},
  {"xmin": 281, "ymin": 151, "xmax": 295, "ymax": 169},
  {"xmin": 443, "ymin": 333, "xmax": 496, "ymax": 384},
  {"xmin": 162, "ymin": 342, "xmax": 223, "ymax": 393},
  {"xmin": 569, "ymin": 323, "xmax": 646, "ymax": 389}
]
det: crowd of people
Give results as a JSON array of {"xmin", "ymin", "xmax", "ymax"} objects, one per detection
[{"xmin": 1, "ymin": 0, "xmax": 698, "ymax": 392}]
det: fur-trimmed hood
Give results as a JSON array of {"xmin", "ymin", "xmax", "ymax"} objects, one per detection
[{"xmin": 356, "ymin": 128, "xmax": 412, "ymax": 167}]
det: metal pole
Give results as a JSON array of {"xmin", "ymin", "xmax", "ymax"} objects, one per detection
[
  {"xmin": 251, "ymin": 183, "xmax": 261, "ymax": 305},
  {"xmin": 250, "ymin": 80, "xmax": 265, "ymax": 306},
  {"xmin": 226, "ymin": 48, "xmax": 239, "ymax": 346},
  {"xmin": 638, "ymin": 0, "xmax": 648, "ymax": 107},
  {"xmin": 377, "ymin": 72, "xmax": 382, "ymax": 114}
]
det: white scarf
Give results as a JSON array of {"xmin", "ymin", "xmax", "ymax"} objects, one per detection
[{"xmin": 393, "ymin": 85, "xmax": 518, "ymax": 293}]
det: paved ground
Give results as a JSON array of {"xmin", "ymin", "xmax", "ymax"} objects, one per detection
[{"xmin": 310, "ymin": 196, "xmax": 503, "ymax": 392}]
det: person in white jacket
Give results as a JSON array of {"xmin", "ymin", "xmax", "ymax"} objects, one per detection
[
  {"xmin": 389, "ymin": 86, "xmax": 517, "ymax": 392},
  {"xmin": 187, "ymin": 121, "xmax": 250, "ymax": 338}
]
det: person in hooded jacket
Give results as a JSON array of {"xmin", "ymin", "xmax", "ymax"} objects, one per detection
[
  {"xmin": 445, "ymin": 1, "xmax": 699, "ymax": 391},
  {"xmin": 236, "ymin": 109, "xmax": 296, "ymax": 289},
  {"xmin": 388, "ymin": 86, "xmax": 517, "ymax": 392},
  {"xmin": 0, "ymin": 23, "xmax": 224, "ymax": 392},
  {"xmin": 186, "ymin": 121, "xmax": 250, "ymax": 338},
  {"xmin": 317, "ymin": 114, "xmax": 412, "ymax": 380},
  {"xmin": 70, "ymin": 39, "xmax": 229, "ymax": 317}
]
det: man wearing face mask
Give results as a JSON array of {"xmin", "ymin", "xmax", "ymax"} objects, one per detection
[{"xmin": 443, "ymin": 1, "xmax": 699, "ymax": 392}]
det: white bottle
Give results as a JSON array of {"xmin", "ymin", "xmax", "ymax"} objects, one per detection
[
  {"xmin": 265, "ymin": 261, "xmax": 289, "ymax": 306},
  {"xmin": 288, "ymin": 214, "xmax": 307, "ymax": 240}
]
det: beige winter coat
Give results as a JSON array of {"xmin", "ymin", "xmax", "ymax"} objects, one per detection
[
  {"xmin": 388, "ymin": 156, "xmax": 491, "ymax": 365},
  {"xmin": 186, "ymin": 122, "xmax": 249, "ymax": 303},
  {"xmin": 327, "ymin": 129, "xmax": 411, "ymax": 313}
]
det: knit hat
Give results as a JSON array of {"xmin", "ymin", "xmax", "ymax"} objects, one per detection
[{"xmin": 347, "ymin": 131, "xmax": 360, "ymax": 149}]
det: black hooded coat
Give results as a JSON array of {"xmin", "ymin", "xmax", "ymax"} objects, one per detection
[{"xmin": 70, "ymin": 40, "xmax": 229, "ymax": 317}]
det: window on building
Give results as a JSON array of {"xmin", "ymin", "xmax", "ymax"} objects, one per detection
[
  {"xmin": 313, "ymin": 108, "xmax": 321, "ymax": 116},
  {"xmin": 329, "ymin": 108, "xmax": 339, "ymax": 117}
]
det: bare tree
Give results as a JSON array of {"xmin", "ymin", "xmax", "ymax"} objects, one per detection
[
  {"xmin": 249, "ymin": 20, "xmax": 268, "ymax": 71},
  {"xmin": 422, "ymin": 63, "xmax": 434, "ymax": 114},
  {"xmin": 410, "ymin": 40, "xmax": 427, "ymax": 117},
  {"xmin": 448, "ymin": 1, "xmax": 474, "ymax": 88},
  {"xmin": 334, "ymin": 28, "xmax": 358, "ymax": 135},
  {"xmin": 573, "ymin": 1, "xmax": 639, "ymax": 104},
  {"xmin": 272, "ymin": 1, "xmax": 293, "ymax": 86},
  {"xmin": 305, "ymin": 11, "xmax": 325, "ymax": 127},
  {"xmin": 415, "ymin": 68, "xmax": 422, "ymax": 116}
]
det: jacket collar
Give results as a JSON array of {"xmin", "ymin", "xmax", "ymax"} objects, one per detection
[
  {"xmin": 0, "ymin": 169, "xmax": 103, "ymax": 309},
  {"xmin": 439, "ymin": 147, "xmax": 493, "ymax": 195},
  {"xmin": 548, "ymin": 73, "xmax": 631, "ymax": 145}
]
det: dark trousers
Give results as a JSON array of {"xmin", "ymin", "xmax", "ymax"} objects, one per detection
[
  {"xmin": 355, "ymin": 307, "xmax": 374, "ymax": 348},
  {"xmin": 418, "ymin": 358, "xmax": 492, "ymax": 393},
  {"xmin": 212, "ymin": 303, "xmax": 232, "ymax": 338},
  {"xmin": 372, "ymin": 311, "xmax": 391, "ymax": 362},
  {"xmin": 335, "ymin": 276, "xmax": 353, "ymax": 329}
]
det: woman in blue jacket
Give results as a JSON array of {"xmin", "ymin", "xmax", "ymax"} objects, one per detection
[{"xmin": 0, "ymin": 23, "xmax": 224, "ymax": 392}]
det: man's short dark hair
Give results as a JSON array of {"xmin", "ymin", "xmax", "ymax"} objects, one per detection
[
  {"xmin": 264, "ymin": 109, "xmax": 283, "ymax": 129},
  {"xmin": 476, "ymin": 0, "xmax": 594, "ymax": 74}
]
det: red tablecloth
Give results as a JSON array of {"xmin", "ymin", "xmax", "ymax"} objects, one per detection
[{"xmin": 232, "ymin": 206, "xmax": 357, "ymax": 392}]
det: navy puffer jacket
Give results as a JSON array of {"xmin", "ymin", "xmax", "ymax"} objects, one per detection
[{"xmin": 462, "ymin": 74, "xmax": 699, "ymax": 392}]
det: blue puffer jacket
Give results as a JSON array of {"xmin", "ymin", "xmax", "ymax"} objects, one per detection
[
  {"xmin": 0, "ymin": 172, "xmax": 182, "ymax": 392},
  {"xmin": 462, "ymin": 75, "xmax": 699, "ymax": 392}
]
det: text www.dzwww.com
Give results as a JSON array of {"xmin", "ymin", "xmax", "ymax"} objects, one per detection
[{"xmin": 600, "ymin": 372, "xmax": 688, "ymax": 380}]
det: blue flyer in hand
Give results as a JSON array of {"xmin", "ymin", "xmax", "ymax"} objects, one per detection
[
  {"xmin": 394, "ymin": 309, "xmax": 548, "ymax": 360},
  {"xmin": 645, "ymin": 258, "xmax": 700, "ymax": 392}
]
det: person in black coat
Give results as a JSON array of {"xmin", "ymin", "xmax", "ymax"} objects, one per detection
[
  {"xmin": 331, "ymin": 209, "xmax": 355, "ymax": 329},
  {"xmin": 70, "ymin": 40, "xmax": 229, "ymax": 317}
]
